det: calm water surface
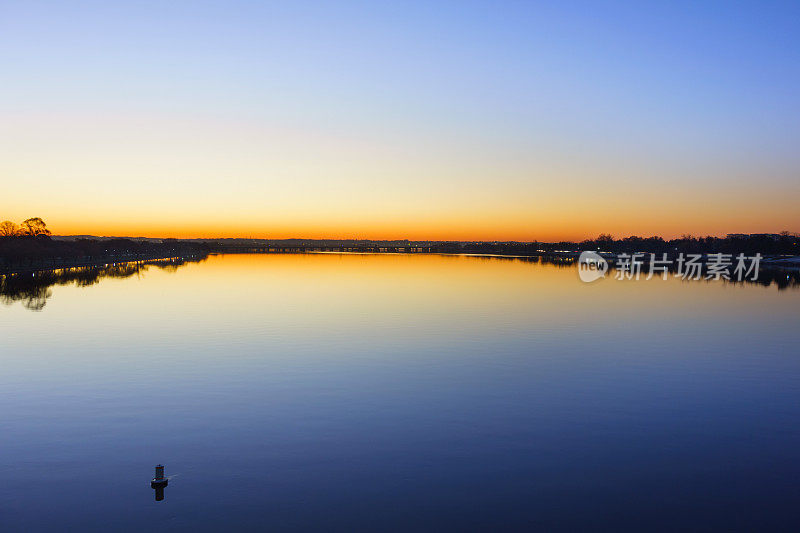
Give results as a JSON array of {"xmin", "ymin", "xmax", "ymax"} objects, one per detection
[{"xmin": 1, "ymin": 254, "xmax": 799, "ymax": 531}]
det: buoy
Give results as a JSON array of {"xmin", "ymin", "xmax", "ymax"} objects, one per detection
[{"xmin": 151, "ymin": 464, "xmax": 168, "ymax": 488}]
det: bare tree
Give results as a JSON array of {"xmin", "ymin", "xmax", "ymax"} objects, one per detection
[
  {"xmin": 596, "ymin": 233, "xmax": 614, "ymax": 245},
  {"xmin": 19, "ymin": 217, "xmax": 51, "ymax": 237},
  {"xmin": 0, "ymin": 220, "xmax": 18, "ymax": 237}
]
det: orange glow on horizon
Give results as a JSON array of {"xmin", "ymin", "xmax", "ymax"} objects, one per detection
[
  {"xmin": 3, "ymin": 112, "xmax": 798, "ymax": 242},
  {"xmin": 43, "ymin": 215, "xmax": 798, "ymax": 242}
]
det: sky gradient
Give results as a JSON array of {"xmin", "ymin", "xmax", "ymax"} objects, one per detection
[{"xmin": 1, "ymin": 1, "xmax": 799, "ymax": 240}]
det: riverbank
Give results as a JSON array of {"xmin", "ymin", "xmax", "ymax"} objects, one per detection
[
  {"xmin": 1, "ymin": 253, "xmax": 209, "ymax": 275},
  {"xmin": 0, "ymin": 236, "xmax": 209, "ymax": 275}
]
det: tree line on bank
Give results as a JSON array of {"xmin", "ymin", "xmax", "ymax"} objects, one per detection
[
  {"xmin": 0, "ymin": 218, "xmax": 209, "ymax": 268},
  {"xmin": 573, "ymin": 232, "xmax": 799, "ymax": 256},
  {"xmin": 425, "ymin": 233, "xmax": 800, "ymax": 256},
  {"xmin": 2, "ymin": 217, "xmax": 798, "ymax": 261},
  {"xmin": 0, "ymin": 217, "xmax": 51, "ymax": 237}
]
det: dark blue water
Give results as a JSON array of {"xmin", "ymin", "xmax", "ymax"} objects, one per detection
[{"xmin": 1, "ymin": 254, "xmax": 799, "ymax": 531}]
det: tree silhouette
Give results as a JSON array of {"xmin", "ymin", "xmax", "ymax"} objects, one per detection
[
  {"xmin": 19, "ymin": 217, "xmax": 51, "ymax": 237},
  {"xmin": 0, "ymin": 221, "xmax": 18, "ymax": 237}
]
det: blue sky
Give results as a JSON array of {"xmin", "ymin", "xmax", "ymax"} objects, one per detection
[{"xmin": 1, "ymin": 1, "xmax": 798, "ymax": 238}]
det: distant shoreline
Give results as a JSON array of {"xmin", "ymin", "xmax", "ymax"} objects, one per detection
[
  {"xmin": 3, "ymin": 233, "xmax": 799, "ymax": 276},
  {"xmin": 6, "ymin": 250, "xmax": 798, "ymax": 278},
  {"xmin": 0, "ymin": 236, "xmax": 210, "ymax": 276}
]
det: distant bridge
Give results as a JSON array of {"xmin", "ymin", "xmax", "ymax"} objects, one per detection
[{"xmin": 211, "ymin": 244, "xmax": 436, "ymax": 254}]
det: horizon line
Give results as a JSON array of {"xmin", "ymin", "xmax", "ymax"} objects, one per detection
[{"xmin": 49, "ymin": 231, "xmax": 800, "ymax": 243}]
